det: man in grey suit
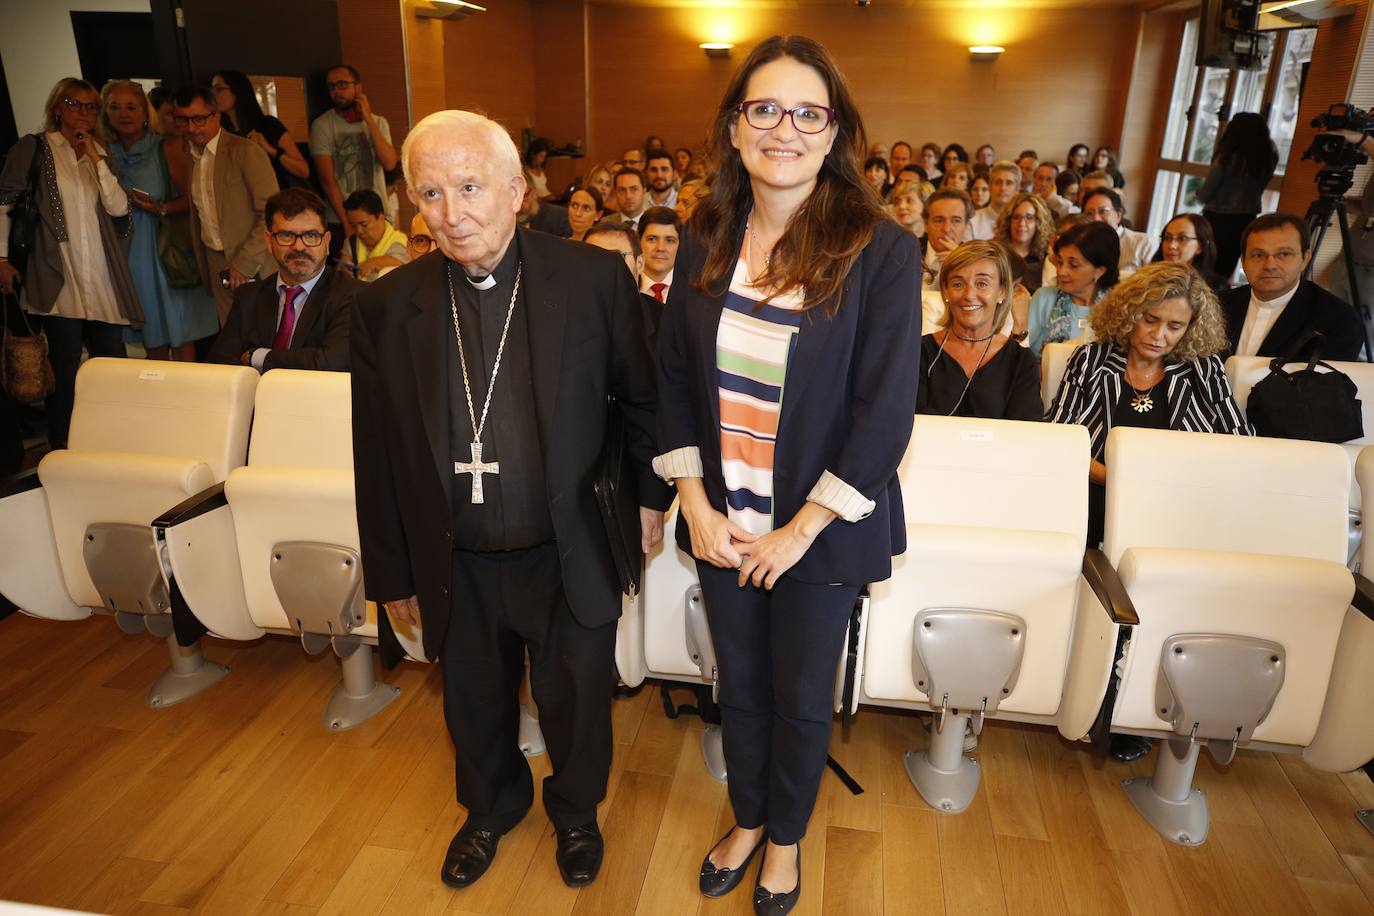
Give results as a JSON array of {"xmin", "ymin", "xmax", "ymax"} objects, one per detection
[{"xmin": 174, "ymin": 85, "xmax": 280, "ymax": 323}]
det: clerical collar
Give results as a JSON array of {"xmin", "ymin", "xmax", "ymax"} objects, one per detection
[{"xmin": 457, "ymin": 236, "xmax": 519, "ymax": 292}]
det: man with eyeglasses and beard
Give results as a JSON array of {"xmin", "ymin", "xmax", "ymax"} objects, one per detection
[
  {"xmin": 209, "ymin": 188, "xmax": 356, "ymax": 371},
  {"xmin": 174, "ymin": 85, "xmax": 279, "ymax": 324}
]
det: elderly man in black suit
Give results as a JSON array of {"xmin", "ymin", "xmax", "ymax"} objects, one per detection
[
  {"xmin": 1222, "ymin": 212, "xmax": 1365, "ymax": 361},
  {"xmin": 208, "ymin": 188, "xmax": 355, "ymax": 371},
  {"xmin": 349, "ymin": 109, "xmax": 670, "ymax": 892}
]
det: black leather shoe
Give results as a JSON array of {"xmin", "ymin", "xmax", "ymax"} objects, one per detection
[
  {"xmin": 555, "ymin": 821, "xmax": 604, "ymax": 887},
  {"xmin": 1110, "ymin": 734, "xmax": 1153, "ymax": 763},
  {"xmin": 699, "ymin": 829, "xmax": 766, "ymax": 897},
  {"xmin": 753, "ymin": 843, "xmax": 801, "ymax": 915},
  {"xmin": 441, "ymin": 825, "xmax": 500, "ymax": 888}
]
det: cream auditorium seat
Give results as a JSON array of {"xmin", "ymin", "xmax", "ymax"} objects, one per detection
[
  {"xmin": 1101, "ymin": 427, "xmax": 1373, "ymax": 846},
  {"xmin": 157, "ymin": 370, "xmax": 424, "ymax": 730},
  {"xmin": 1039, "ymin": 341, "xmax": 1079, "ymax": 414},
  {"xmin": 625, "ymin": 504, "xmax": 866, "ymax": 783},
  {"xmin": 1225, "ymin": 355, "xmax": 1374, "ymax": 568},
  {"xmin": 857, "ymin": 415, "xmax": 1128, "ymax": 814},
  {"xmin": 0, "ymin": 358, "xmax": 257, "ymax": 706}
]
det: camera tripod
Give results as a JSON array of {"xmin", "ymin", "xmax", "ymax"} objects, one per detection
[{"xmin": 1304, "ymin": 171, "xmax": 1373, "ymax": 361}]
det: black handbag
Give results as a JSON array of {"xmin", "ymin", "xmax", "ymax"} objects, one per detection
[
  {"xmin": 6, "ymin": 135, "xmax": 44, "ymax": 276},
  {"xmin": 594, "ymin": 396, "xmax": 644, "ymax": 596},
  {"xmin": 1247, "ymin": 331, "xmax": 1364, "ymax": 443}
]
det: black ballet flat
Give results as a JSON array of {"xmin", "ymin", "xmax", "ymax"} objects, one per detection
[
  {"xmin": 1110, "ymin": 734, "xmax": 1153, "ymax": 763},
  {"xmin": 753, "ymin": 842, "xmax": 801, "ymax": 915},
  {"xmin": 699, "ymin": 829, "xmax": 766, "ymax": 898}
]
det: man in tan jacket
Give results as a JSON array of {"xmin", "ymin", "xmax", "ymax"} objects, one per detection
[{"xmin": 173, "ymin": 85, "xmax": 279, "ymax": 323}]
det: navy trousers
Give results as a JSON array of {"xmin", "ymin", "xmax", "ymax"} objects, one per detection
[{"xmin": 695, "ymin": 561, "xmax": 861, "ymax": 844}]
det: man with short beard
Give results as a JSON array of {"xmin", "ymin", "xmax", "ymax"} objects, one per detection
[
  {"xmin": 644, "ymin": 149, "xmax": 678, "ymax": 208},
  {"xmin": 310, "ymin": 64, "xmax": 400, "ymax": 235},
  {"xmin": 209, "ymin": 188, "xmax": 356, "ymax": 371}
]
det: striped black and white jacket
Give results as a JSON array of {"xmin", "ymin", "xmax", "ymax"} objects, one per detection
[{"xmin": 1046, "ymin": 342, "xmax": 1253, "ymax": 459}]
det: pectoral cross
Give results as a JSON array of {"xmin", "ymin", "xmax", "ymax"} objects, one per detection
[{"xmin": 454, "ymin": 441, "xmax": 499, "ymax": 504}]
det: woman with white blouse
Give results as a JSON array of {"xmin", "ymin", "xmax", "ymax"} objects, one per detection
[{"xmin": 0, "ymin": 77, "xmax": 142, "ymax": 448}]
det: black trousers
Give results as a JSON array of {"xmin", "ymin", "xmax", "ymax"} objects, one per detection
[
  {"xmin": 441, "ymin": 542, "xmax": 616, "ymax": 834},
  {"xmin": 695, "ymin": 561, "xmax": 861, "ymax": 845},
  {"xmin": 41, "ymin": 315, "xmax": 126, "ymax": 449},
  {"xmin": 1203, "ymin": 209, "xmax": 1255, "ymax": 282}
]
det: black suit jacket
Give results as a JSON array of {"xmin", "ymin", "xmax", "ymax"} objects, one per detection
[
  {"xmin": 656, "ymin": 220, "xmax": 921, "ymax": 587},
  {"xmin": 208, "ymin": 265, "xmax": 357, "ymax": 371},
  {"xmin": 528, "ymin": 202, "xmax": 572, "ymax": 238},
  {"xmin": 1222, "ymin": 280, "xmax": 1364, "ymax": 361},
  {"xmin": 350, "ymin": 230, "xmax": 672, "ymax": 660}
]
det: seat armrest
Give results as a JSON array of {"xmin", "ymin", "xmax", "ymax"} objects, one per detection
[
  {"xmin": 0, "ymin": 468, "xmax": 41, "ymax": 500},
  {"xmin": 153, "ymin": 482, "xmax": 227, "ymax": 529},
  {"xmin": 1353, "ymin": 573, "xmax": 1374, "ymax": 623},
  {"xmin": 1082, "ymin": 548, "xmax": 1140, "ymax": 626}
]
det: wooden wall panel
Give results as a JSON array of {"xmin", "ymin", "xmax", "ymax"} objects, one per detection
[
  {"xmin": 533, "ymin": 0, "xmax": 589, "ymax": 193},
  {"xmin": 1118, "ymin": 9, "xmax": 1186, "ymax": 221},
  {"xmin": 337, "ymin": 0, "xmax": 410, "ymax": 144},
  {"xmin": 583, "ymin": 4, "xmax": 1141, "ymax": 170},
  {"xmin": 441, "ymin": 0, "xmax": 538, "ymax": 142},
  {"xmin": 405, "ymin": 7, "xmax": 447, "ymax": 125}
]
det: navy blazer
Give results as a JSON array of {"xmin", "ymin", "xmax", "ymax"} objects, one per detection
[
  {"xmin": 656, "ymin": 219, "xmax": 921, "ymax": 586},
  {"xmin": 1222, "ymin": 280, "xmax": 1365, "ymax": 361}
]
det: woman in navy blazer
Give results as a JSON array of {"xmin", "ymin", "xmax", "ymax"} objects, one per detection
[{"xmin": 653, "ymin": 36, "xmax": 919, "ymax": 915}]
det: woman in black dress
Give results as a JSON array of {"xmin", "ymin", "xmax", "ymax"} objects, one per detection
[
  {"xmin": 210, "ymin": 70, "xmax": 311, "ymax": 189},
  {"xmin": 918, "ymin": 241, "xmax": 1042, "ymax": 420}
]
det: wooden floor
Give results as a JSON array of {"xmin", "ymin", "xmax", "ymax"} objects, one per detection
[{"xmin": 3, "ymin": 612, "xmax": 1374, "ymax": 916}]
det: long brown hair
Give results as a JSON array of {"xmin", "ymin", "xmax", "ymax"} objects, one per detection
[{"xmin": 691, "ymin": 35, "xmax": 888, "ymax": 315}]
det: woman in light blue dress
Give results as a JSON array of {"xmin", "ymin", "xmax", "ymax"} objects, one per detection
[{"xmin": 102, "ymin": 80, "xmax": 218, "ymax": 360}]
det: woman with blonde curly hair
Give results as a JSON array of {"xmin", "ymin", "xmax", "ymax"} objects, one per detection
[
  {"xmin": 994, "ymin": 192, "xmax": 1053, "ymax": 293},
  {"xmin": 1048, "ymin": 260, "xmax": 1249, "ymax": 538}
]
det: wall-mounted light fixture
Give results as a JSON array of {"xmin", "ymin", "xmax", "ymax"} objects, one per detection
[
  {"xmin": 700, "ymin": 42, "xmax": 734, "ymax": 59},
  {"xmin": 968, "ymin": 45, "xmax": 1004, "ymax": 62},
  {"xmin": 415, "ymin": 0, "xmax": 486, "ymax": 20}
]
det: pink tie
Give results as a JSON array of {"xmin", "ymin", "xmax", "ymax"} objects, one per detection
[
  {"xmin": 272, "ymin": 286, "xmax": 303, "ymax": 350},
  {"xmin": 651, "ymin": 282, "xmax": 666, "ymax": 303}
]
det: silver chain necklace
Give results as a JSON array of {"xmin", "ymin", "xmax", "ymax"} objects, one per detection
[{"xmin": 447, "ymin": 260, "xmax": 522, "ymax": 504}]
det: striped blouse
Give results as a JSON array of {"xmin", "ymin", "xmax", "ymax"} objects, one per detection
[{"xmin": 717, "ymin": 255, "xmax": 805, "ymax": 535}]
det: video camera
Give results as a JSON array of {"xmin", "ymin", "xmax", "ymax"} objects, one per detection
[{"xmin": 1304, "ymin": 103, "xmax": 1373, "ymax": 172}]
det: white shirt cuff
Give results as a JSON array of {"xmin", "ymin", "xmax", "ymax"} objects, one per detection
[
  {"xmin": 250, "ymin": 348, "xmax": 270, "ymax": 372},
  {"xmin": 652, "ymin": 446, "xmax": 703, "ymax": 482},
  {"xmin": 806, "ymin": 470, "xmax": 876, "ymax": 523}
]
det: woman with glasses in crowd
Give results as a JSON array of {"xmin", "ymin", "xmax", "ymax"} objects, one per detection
[
  {"xmin": 101, "ymin": 80, "xmax": 218, "ymax": 362},
  {"xmin": 1092, "ymin": 145, "xmax": 1126, "ymax": 189},
  {"xmin": 656, "ymin": 35, "xmax": 918, "ymax": 916},
  {"xmin": 0, "ymin": 78, "xmax": 143, "ymax": 449},
  {"xmin": 1152, "ymin": 212, "xmax": 1227, "ymax": 295},
  {"xmin": 210, "ymin": 70, "xmax": 311, "ymax": 190},
  {"xmin": 941, "ymin": 143, "xmax": 969, "ymax": 175},
  {"xmin": 995, "ymin": 192, "xmax": 1054, "ymax": 294}
]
